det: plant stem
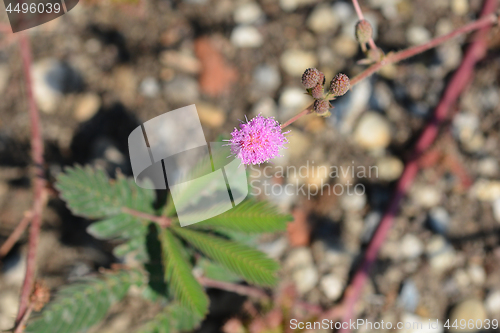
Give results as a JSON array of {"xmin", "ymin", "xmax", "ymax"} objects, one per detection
[
  {"xmin": 16, "ymin": 33, "xmax": 47, "ymax": 326},
  {"xmin": 13, "ymin": 304, "xmax": 33, "ymax": 333},
  {"xmin": 0, "ymin": 211, "xmax": 33, "ymax": 259},
  {"xmin": 280, "ymin": 12, "xmax": 498, "ymax": 129},
  {"xmin": 338, "ymin": 0, "xmax": 497, "ymax": 331},
  {"xmin": 121, "ymin": 207, "xmax": 172, "ymax": 228},
  {"xmin": 351, "ymin": 0, "xmax": 377, "ymax": 50},
  {"xmin": 197, "ymin": 276, "xmax": 271, "ymax": 300}
]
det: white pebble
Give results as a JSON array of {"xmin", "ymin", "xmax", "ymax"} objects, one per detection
[
  {"xmin": 306, "ymin": 4, "xmax": 339, "ymax": 34},
  {"xmin": 407, "ymin": 26, "xmax": 431, "ymax": 46},
  {"xmin": 234, "ymin": 2, "xmax": 263, "ymax": 24},
  {"xmin": 485, "ymin": 290, "xmax": 500, "ymax": 314},
  {"xmin": 493, "ymin": 197, "xmax": 500, "ymax": 224},
  {"xmin": 401, "ymin": 234, "xmax": 424, "ymax": 259},
  {"xmin": 320, "ymin": 274, "xmax": 344, "ymax": 300},
  {"xmin": 230, "ymin": 25, "xmax": 263, "ymax": 48},
  {"xmin": 280, "ymin": 50, "xmax": 317, "ymax": 77},
  {"xmin": 353, "ymin": 111, "xmax": 392, "ymax": 151}
]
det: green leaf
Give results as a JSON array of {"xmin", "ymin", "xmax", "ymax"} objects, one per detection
[
  {"xmin": 135, "ymin": 304, "xmax": 203, "ymax": 333},
  {"xmin": 195, "ymin": 258, "xmax": 242, "ymax": 283},
  {"xmin": 160, "ymin": 229, "xmax": 209, "ymax": 317},
  {"xmin": 192, "ymin": 201, "xmax": 292, "ymax": 233},
  {"xmin": 56, "ymin": 166, "xmax": 156, "ymax": 256},
  {"xmin": 25, "ymin": 270, "xmax": 143, "ymax": 333},
  {"xmin": 173, "ymin": 228, "xmax": 279, "ymax": 287}
]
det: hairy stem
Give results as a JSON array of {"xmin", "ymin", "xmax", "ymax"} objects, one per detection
[
  {"xmin": 121, "ymin": 207, "xmax": 172, "ymax": 228},
  {"xmin": 351, "ymin": 0, "xmax": 377, "ymax": 50},
  {"xmin": 338, "ymin": 0, "xmax": 497, "ymax": 331},
  {"xmin": 197, "ymin": 276, "xmax": 270, "ymax": 300},
  {"xmin": 16, "ymin": 33, "xmax": 47, "ymax": 326},
  {"xmin": 280, "ymin": 12, "xmax": 498, "ymax": 129}
]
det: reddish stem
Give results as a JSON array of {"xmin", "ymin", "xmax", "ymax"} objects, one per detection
[
  {"xmin": 0, "ymin": 211, "xmax": 33, "ymax": 259},
  {"xmin": 16, "ymin": 34, "xmax": 47, "ymax": 325},
  {"xmin": 338, "ymin": 0, "xmax": 497, "ymax": 331},
  {"xmin": 280, "ymin": 106, "xmax": 313, "ymax": 129},
  {"xmin": 351, "ymin": 0, "xmax": 377, "ymax": 50},
  {"xmin": 197, "ymin": 276, "xmax": 271, "ymax": 300},
  {"xmin": 121, "ymin": 207, "xmax": 172, "ymax": 228}
]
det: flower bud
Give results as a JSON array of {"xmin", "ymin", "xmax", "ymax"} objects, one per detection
[
  {"xmin": 355, "ymin": 20, "xmax": 373, "ymax": 45},
  {"xmin": 313, "ymin": 99, "xmax": 330, "ymax": 115},
  {"xmin": 329, "ymin": 73, "xmax": 350, "ymax": 97},
  {"xmin": 301, "ymin": 68, "xmax": 322, "ymax": 89},
  {"xmin": 311, "ymin": 83, "xmax": 324, "ymax": 99}
]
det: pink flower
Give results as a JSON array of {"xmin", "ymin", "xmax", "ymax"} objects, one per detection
[{"xmin": 228, "ymin": 115, "xmax": 289, "ymax": 165}]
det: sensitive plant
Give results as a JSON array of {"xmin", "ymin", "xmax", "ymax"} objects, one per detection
[{"xmin": 9, "ymin": 1, "xmax": 499, "ymax": 332}]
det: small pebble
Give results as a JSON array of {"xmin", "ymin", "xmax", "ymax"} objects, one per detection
[
  {"xmin": 252, "ymin": 97, "xmax": 278, "ymax": 118},
  {"xmin": 398, "ymin": 279, "xmax": 420, "ymax": 313},
  {"xmin": 340, "ymin": 192, "xmax": 367, "ymax": 212},
  {"xmin": 279, "ymin": 0, "xmax": 315, "ymax": 12},
  {"xmin": 401, "ymin": 234, "xmax": 424, "ymax": 259},
  {"xmin": 285, "ymin": 247, "xmax": 314, "ymax": 270},
  {"xmin": 163, "ymin": 75, "xmax": 199, "ymax": 104},
  {"xmin": 485, "ymin": 290, "xmax": 500, "ymax": 315},
  {"xmin": 278, "ymin": 87, "xmax": 312, "ymax": 121},
  {"xmin": 293, "ymin": 265, "xmax": 318, "ymax": 295},
  {"xmin": 400, "ymin": 313, "xmax": 443, "ymax": 333},
  {"xmin": 320, "ymin": 274, "xmax": 344, "ymax": 300},
  {"xmin": 451, "ymin": 0, "xmax": 468, "ymax": 15},
  {"xmin": 428, "ymin": 206, "xmax": 450, "ymax": 234},
  {"xmin": 280, "ymin": 50, "xmax": 317, "ymax": 77},
  {"xmin": 472, "ymin": 179, "xmax": 500, "ymax": 201},
  {"xmin": 407, "ymin": 26, "xmax": 431, "ymax": 46},
  {"xmin": 140, "ymin": 77, "xmax": 160, "ymax": 98},
  {"xmin": 467, "ymin": 264, "xmax": 486, "ymax": 285},
  {"xmin": 306, "ymin": 4, "xmax": 339, "ymax": 34},
  {"xmin": 448, "ymin": 299, "xmax": 487, "ymax": 333},
  {"xmin": 353, "ymin": 111, "xmax": 392, "ymax": 151},
  {"xmin": 411, "ymin": 185, "xmax": 441, "ymax": 208},
  {"xmin": 253, "ymin": 64, "xmax": 281, "ymax": 93},
  {"xmin": 477, "ymin": 157, "xmax": 498, "ymax": 177},
  {"xmin": 376, "ymin": 156, "xmax": 404, "ymax": 181},
  {"xmin": 426, "ymin": 235, "xmax": 457, "ymax": 273},
  {"xmin": 74, "ymin": 93, "xmax": 101, "ymax": 122},
  {"xmin": 233, "ymin": 2, "xmax": 263, "ymax": 24},
  {"xmin": 196, "ymin": 103, "xmax": 226, "ymax": 128},
  {"xmin": 493, "ymin": 198, "xmax": 500, "ymax": 224},
  {"xmin": 230, "ymin": 25, "xmax": 263, "ymax": 48}
]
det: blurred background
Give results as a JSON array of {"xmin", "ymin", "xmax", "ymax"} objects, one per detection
[{"xmin": 0, "ymin": 0, "xmax": 500, "ymax": 332}]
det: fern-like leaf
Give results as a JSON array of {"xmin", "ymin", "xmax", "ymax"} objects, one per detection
[
  {"xmin": 160, "ymin": 229, "xmax": 209, "ymax": 317},
  {"xmin": 25, "ymin": 270, "xmax": 144, "ymax": 333},
  {"xmin": 192, "ymin": 201, "xmax": 292, "ymax": 233},
  {"xmin": 135, "ymin": 304, "xmax": 202, "ymax": 333},
  {"xmin": 173, "ymin": 228, "xmax": 279, "ymax": 286}
]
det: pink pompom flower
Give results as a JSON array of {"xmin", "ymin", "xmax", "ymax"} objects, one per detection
[{"xmin": 227, "ymin": 114, "xmax": 289, "ymax": 165}]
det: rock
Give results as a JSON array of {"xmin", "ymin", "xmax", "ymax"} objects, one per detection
[
  {"xmin": 258, "ymin": 237, "xmax": 288, "ymax": 260},
  {"xmin": 353, "ymin": 111, "xmax": 391, "ymax": 151},
  {"xmin": 400, "ymin": 234, "xmax": 424, "ymax": 259},
  {"xmin": 451, "ymin": 0, "xmax": 468, "ymax": 15},
  {"xmin": 306, "ymin": 4, "xmax": 339, "ymax": 34},
  {"xmin": 234, "ymin": 2, "xmax": 263, "ymax": 24},
  {"xmin": 332, "ymin": 35, "xmax": 359, "ymax": 58},
  {"xmin": 448, "ymin": 299, "xmax": 487, "ymax": 333},
  {"xmin": 398, "ymin": 279, "xmax": 420, "ymax": 313},
  {"xmin": 0, "ymin": 291, "xmax": 19, "ymax": 330},
  {"xmin": 139, "ymin": 77, "xmax": 161, "ymax": 98},
  {"xmin": 426, "ymin": 235, "xmax": 456, "ymax": 273},
  {"xmin": 428, "ymin": 206, "xmax": 450, "ymax": 234},
  {"xmin": 400, "ymin": 313, "xmax": 443, "ymax": 333},
  {"xmin": 485, "ymin": 290, "xmax": 500, "ymax": 315},
  {"xmin": 332, "ymin": 2, "xmax": 354, "ymax": 23},
  {"xmin": 340, "ymin": 192, "xmax": 367, "ymax": 212},
  {"xmin": 376, "ymin": 156, "xmax": 403, "ymax": 181},
  {"xmin": 293, "ymin": 265, "xmax": 318, "ymax": 295},
  {"xmin": 320, "ymin": 274, "xmax": 344, "ymax": 300},
  {"xmin": 406, "ymin": 26, "xmax": 431, "ymax": 46},
  {"xmin": 278, "ymin": 87, "xmax": 312, "ymax": 121},
  {"xmin": 0, "ymin": 64, "xmax": 10, "ymax": 95},
  {"xmin": 74, "ymin": 93, "xmax": 101, "ymax": 122},
  {"xmin": 411, "ymin": 185, "xmax": 441, "ymax": 208},
  {"xmin": 230, "ymin": 25, "xmax": 263, "ymax": 48},
  {"xmin": 453, "ymin": 113, "xmax": 485, "ymax": 153},
  {"xmin": 253, "ymin": 64, "xmax": 281, "ymax": 93},
  {"xmin": 467, "ymin": 264, "xmax": 486, "ymax": 285},
  {"xmin": 477, "ymin": 157, "xmax": 499, "ymax": 177},
  {"xmin": 280, "ymin": 50, "xmax": 317, "ymax": 77},
  {"xmin": 471, "ymin": 179, "xmax": 500, "ymax": 202},
  {"xmin": 113, "ymin": 66, "xmax": 137, "ymax": 104},
  {"xmin": 160, "ymin": 50, "xmax": 201, "ymax": 74},
  {"xmin": 493, "ymin": 198, "xmax": 500, "ymax": 224},
  {"xmin": 362, "ymin": 211, "xmax": 381, "ymax": 242},
  {"xmin": 279, "ymin": 0, "xmax": 315, "ymax": 12},
  {"xmin": 164, "ymin": 75, "xmax": 199, "ymax": 104},
  {"xmin": 196, "ymin": 103, "xmax": 226, "ymax": 128},
  {"xmin": 194, "ymin": 37, "xmax": 238, "ymax": 97},
  {"xmin": 252, "ymin": 97, "xmax": 278, "ymax": 118},
  {"xmin": 32, "ymin": 58, "xmax": 82, "ymax": 114},
  {"xmin": 285, "ymin": 247, "xmax": 314, "ymax": 270},
  {"xmin": 1, "ymin": 249, "xmax": 26, "ymax": 287}
]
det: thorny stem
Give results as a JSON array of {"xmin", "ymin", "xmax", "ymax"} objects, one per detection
[
  {"xmin": 0, "ymin": 211, "xmax": 33, "ymax": 259},
  {"xmin": 351, "ymin": 0, "xmax": 377, "ymax": 50},
  {"xmin": 121, "ymin": 207, "xmax": 172, "ymax": 228},
  {"xmin": 280, "ymin": 12, "xmax": 499, "ymax": 129},
  {"xmin": 16, "ymin": 33, "xmax": 47, "ymax": 326},
  {"xmin": 338, "ymin": 0, "xmax": 497, "ymax": 331}
]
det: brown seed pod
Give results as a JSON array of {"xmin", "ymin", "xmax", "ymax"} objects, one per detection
[
  {"xmin": 329, "ymin": 73, "xmax": 350, "ymax": 97},
  {"xmin": 313, "ymin": 99, "xmax": 330, "ymax": 115},
  {"xmin": 355, "ymin": 20, "xmax": 373, "ymax": 45},
  {"xmin": 301, "ymin": 68, "xmax": 322, "ymax": 89},
  {"xmin": 311, "ymin": 83, "xmax": 324, "ymax": 99}
]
